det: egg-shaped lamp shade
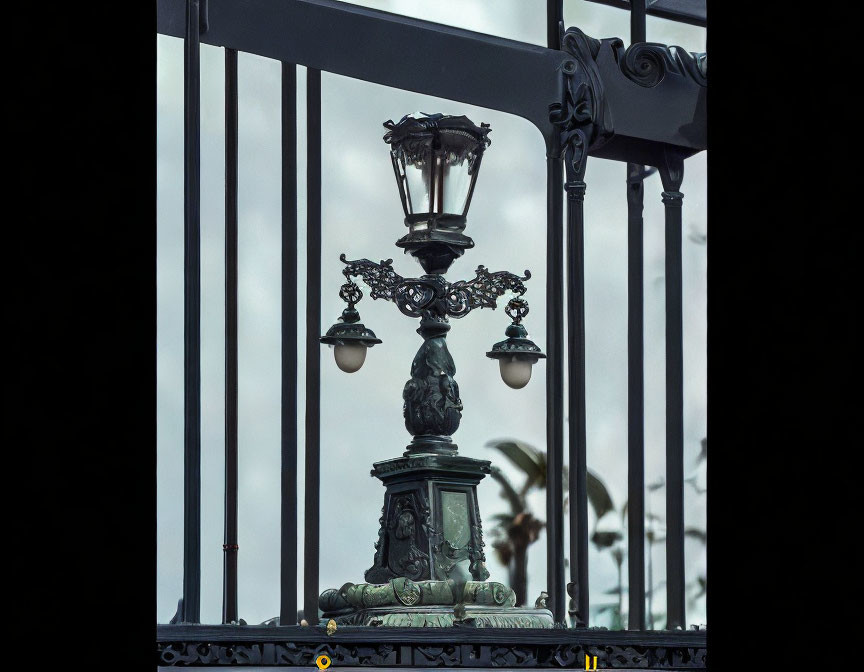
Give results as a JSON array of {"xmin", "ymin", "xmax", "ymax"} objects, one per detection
[
  {"xmin": 333, "ymin": 343, "xmax": 367, "ymax": 373},
  {"xmin": 498, "ymin": 357, "xmax": 534, "ymax": 389},
  {"xmin": 384, "ymin": 112, "xmax": 492, "ymax": 274},
  {"xmin": 486, "ymin": 322, "xmax": 546, "ymax": 389},
  {"xmin": 320, "ymin": 317, "xmax": 381, "ymax": 374}
]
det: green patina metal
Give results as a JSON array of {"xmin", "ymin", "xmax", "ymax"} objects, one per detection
[
  {"xmin": 319, "ymin": 577, "xmax": 553, "ymax": 628},
  {"xmin": 318, "ymin": 453, "xmax": 554, "ymax": 628},
  {"xmin": 364, "ymin": 453, "xmax": 490, "ymax": 585},
  {"xmin": 326, "ymin": 605, "xmax": 554, "ymax": 628}
]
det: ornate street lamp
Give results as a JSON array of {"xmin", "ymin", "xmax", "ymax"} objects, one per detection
[{"xmin": 318, "ymin": 113, "xmax": 551, "ymax": 628}]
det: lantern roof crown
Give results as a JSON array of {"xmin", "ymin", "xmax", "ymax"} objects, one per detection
[{"xmin": 383, "ymin": 112, "xmax": 491, "ymax": 162}]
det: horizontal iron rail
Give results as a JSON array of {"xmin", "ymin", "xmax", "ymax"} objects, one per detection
[
  {"xmin": 157, "ymin": 624, "xmax": 706, "ymax": 646},
  {"xmin": 584, "ymin": 0, "xmax": 706, "ymax": 27},
  {"xmin": 158, "ymin": 627, "xmax": 707, "ymax": 666},
  {"xmin": 156, "ymin": 0, "xmax": 706, "ymax": 159},
  {"xmin": 157, "ymin": 0, "xmax": 566, "ymax": 153}
]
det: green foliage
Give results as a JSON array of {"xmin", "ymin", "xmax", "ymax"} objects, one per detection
[
  {"xmin": 485, "ymin": 438, "xmax": 615, "ymax": 521},
  {"xmin": 488, "ymin": 466, "xmax": 524, "ymax": 514},
  {"xmin": 484, "ymin": 436, "xmax": 707, "ymax": 625},
  {"xmin": 685, "ymin": 527, "xmax": 707, "ymax": 544},
  {"xmin": 591, "ymin": 530, "xmax": 622, "ymax": 549}
]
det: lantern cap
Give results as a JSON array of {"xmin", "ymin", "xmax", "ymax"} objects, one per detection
[
  {"xmin": 319, "ymin": 319, "xmax": 382, "ymax": 347},
  {"xmin": 383, "ymin": 112, "xmax": 491, "ymax": 163},
  {"xmin": 486, "ymin": 322, "xmax": 546, "ymax": 362},
  {"xmin": 486, "ymin": 298, "xmax": 545, "ymax": 361},
  {"xmin": 320, "ymin": 298, "xmax": 382, "ymax": 347}
]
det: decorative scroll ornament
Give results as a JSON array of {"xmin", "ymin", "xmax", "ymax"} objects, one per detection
[
  {"xmin": 323, "ymin": 578, "xmax": 516, "ymax": 612},
  {"xmin": 340, "ymin": 255, "xmax": 534, "ymax": 320},
  {"xmin": 618, "ymin": 42, "xmax": 708, "ymax": 88},
  {"xmin": 553, "ymin": 27, "xmax": 614, "ymax": 163},
  {"xmin": 340, "ymin": 254, "xmax": 404, "ymax": 302},
  {"xmin": 158, "ymin": 639, "xmax": 704, "ymax": 667},
  {"xmin": 468, "ymin": 496, "xmax": 491, "ymax": 581},
  {"xmin": 365, "ymin": 490, "xmax": 432, "ymax": 584},
  {"xmin": 552, "ymin": 27, "xmax": 707, "ymax": 167},
  {"xmin": 505, "ymin": 296, "xmax": 529, "ymax": 324},
  {"xmin": 370, "ymin": 504, "xmax": 387, "ymax": 571},
  {"xmin": 535, "ymin": 591, "xmax": 549, "ymax": 609},
  {"xmin": 395, "ymin": 276, "xmax": 447, "ymax": 318},
  {"xmin": 447, "ymin": 266, "xmax": 530, "ymax": 318},
  {"xmin": 388, "ymin": 496, "xmax": 431, "ymax": 579},
  {"xmin": 338, "ymin": 280, "xmax": 362, "ymax": 306}
]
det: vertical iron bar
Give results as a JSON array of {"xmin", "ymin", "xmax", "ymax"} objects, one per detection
[
  {"xmin": 631, "ymin": 0, "xmax": 647, "ymax": 43},
  {"xmin": 182, "ymin": 0, "xmax": 202, "ymax": 625},
  {"xmin": 547, "ymin": 0, "xmax": 563, "ymax": 49},
  {"xmin": 626, "ymin": 162, "xmax": 646, "ymax": 631},
  {"xmin": 546, "ymin": 0, "xmax": 565, "ymax": 628},
  {"xmin": 280, "ymin": 61, "xmax": 299, "ymax": 626},
  {"xmin": 304, "ymin": 67, "xmax": 322, "ymax": 627},
  {"xmin": 659, "ymin": 152, "xmax": 685, "ymax": 630},
  {"xmin": 627, "ymin": 0, "xmax": 647, "ymax": 632},
  {"xmin": 222, "ymin": 47, "xmax": 239, "ymax": 625},
  {"xmin": 436, "ymin": 156, "xmax": 444, "ymax": 214},
  {"xmin": 546, "ymin": 155, "xmax": 566, "ymax": 625},
  {"xmin": 565, "ymin": 135, "xmax": 588, "ymax": 628}
]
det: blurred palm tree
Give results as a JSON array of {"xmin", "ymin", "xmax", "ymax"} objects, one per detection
[
  {"xmin": 485, "ymin": 438, "xmax": 614, "ymax": 607},
  {"xmin": 485, "ymin": 436, "xmax": 707, "ymax": 624}
]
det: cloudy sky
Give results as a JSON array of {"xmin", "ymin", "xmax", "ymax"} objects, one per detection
[{"xmin": 157, "ymin": 0, "xmax": 706, "ymax": 628}]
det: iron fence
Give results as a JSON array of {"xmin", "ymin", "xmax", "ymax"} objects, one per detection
[{"xmin": 156, "ymin": 0, "xmax": 707, "ymax": 666}]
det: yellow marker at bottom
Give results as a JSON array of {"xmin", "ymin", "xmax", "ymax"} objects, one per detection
[{"xmin": 315, "ymin": 654, "xmax": 332, "ymax": 670}]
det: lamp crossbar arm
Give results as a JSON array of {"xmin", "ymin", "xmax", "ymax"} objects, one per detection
[
  {"xmin": 339, "ymin": 255, "xmax": 403, "ymax": 303},
  {"xmin": 338, "ymin": 255, "xmax": 531, "ymax": 320},
  {"xmin": 446, "ymin": 266, "xmax": 530, "ymax": 318}
]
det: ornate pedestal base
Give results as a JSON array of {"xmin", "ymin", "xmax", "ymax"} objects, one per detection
[
  {"xmin": 364, "ymin": 453, "xmax": 491, "ymax": 584},
  {"xmin": 332, "ymin": 605, "xmax": 554, "ymax": 628},
  {"xmin": 318, "ymin": 454, "xmax": 554, "ymax": 628},
  {"xmin": 320, "ymin": 578, "xmax": 553, "ymax": 628}
]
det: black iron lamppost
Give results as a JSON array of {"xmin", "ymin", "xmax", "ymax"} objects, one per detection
[{"xmin": 317, "ymin": 113, "xmax": 552, "ymax": 628}]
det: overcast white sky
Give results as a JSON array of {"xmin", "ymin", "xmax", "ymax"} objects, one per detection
[{"xmin": 157, "ymin": 0, "xmax": 707, "ymax": 628}]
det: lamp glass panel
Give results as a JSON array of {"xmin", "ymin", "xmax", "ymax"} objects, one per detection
[
  {"xmin": 441, "ymin": 151, "xmax": 472, "ymax": 215},
  {"xmin": 403, "ymin": 154, "xmax": 431, "ymax": 214}
]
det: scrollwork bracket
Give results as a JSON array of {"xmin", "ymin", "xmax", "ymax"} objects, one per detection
[{"xmin": 340, "ymin": 255, "xmax": 533, "ymax": 321}]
